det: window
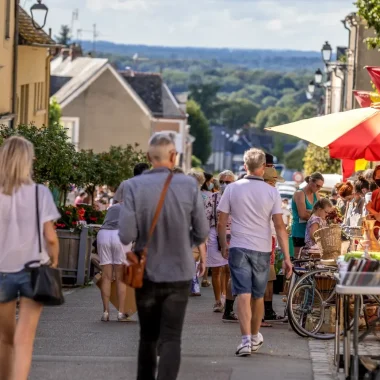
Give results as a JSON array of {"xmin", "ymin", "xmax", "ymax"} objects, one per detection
[
  {"xmin": 5, "ymin": 0, "xmax": 11, "ymax": 39},
  {"xmin": 61, "ymin": 117, "xmax": 80, "ymax": 150},
  {"xmin": 34, "ymin": 82, "xmax": 45, "ymax": 113},
  {"xmin": 20, "ymin": 84, "xmax": 29, "ymax": 125}
]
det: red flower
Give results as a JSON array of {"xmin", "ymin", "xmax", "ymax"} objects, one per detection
[
  {"xmin": 55, "ymin": 223, "xmax": 66, "ymax": 229},
  {"xmin": 65, "ymin": 211, "xmax": 72, "ymax": 216},
  {"xmin": 72, "ymin": 221, "xmax": 78, "ymax": 226},
  {"xmin": 89, "ymin": 217, "xmax": 97, "ymax": 222},
  {"xmin": 78, "ymin": 208, "xmax": 85, "ymax": 217}
]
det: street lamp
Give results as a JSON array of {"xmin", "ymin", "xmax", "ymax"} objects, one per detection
[
  {"xmin": 308, "ymin": 80, "xmax": 315, "ymax": 94},
  {"xmin": 321, "ymin": 41, "xmax": 332, "ymax": 64},
  {"xmin": 314, "ymin": 69, "xmax": 323, "ymax": 85},
  {"xmin": 305, "ymin": 91, "xmax": 313, "ymax": 100},
  {"xmin": 30, "ymin": 0, "xmax": 49, "ymax": 30}
]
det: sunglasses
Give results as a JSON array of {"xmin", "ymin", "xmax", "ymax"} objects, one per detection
[{"xmin": 220, "ymin": 180, "xmax": 232, "ymax": 185}]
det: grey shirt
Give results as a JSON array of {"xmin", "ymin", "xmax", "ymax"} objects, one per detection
[
  {"xmin": 119, "ymin": 167, "xmax": 209, "ymax": 283},
  {"xmin": 100, "ymin": 204, "xmax": 121, "ymax": 230}
]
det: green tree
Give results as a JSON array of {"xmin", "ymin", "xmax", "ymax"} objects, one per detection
[
  {"xmin": 355, "ymin": 0, "xmax": 380, "ymax": 49},
  {"xmin": 188, "ymin": 82, "xmax": 221, "ymax": 120},
  {"xmin": 0, "ymin": 124, "xmax": 80, "ymax": 204},
  {"xmin": 303, "ymin": 144, "xmax": 341, "ymax": 175},
  {"xmin": 98, "ymin": 145, "xmax": 147, "ymax": 188},
  {"xmin": 265, "ymin": 108, "xmax": 292, "ymax": 129},
  {"xmin": 49, "ymin": 98, "xmax": 62, "ymax": 126},
  {"xmin": 191, "ymin": 155, "xmax": 202, "ymax": 168},
  {"xmin": 261, "ymin": 96, "xmax": 278, "ymax": 109},
  {"xmin": 221, "ymin": 98, "xmax": 260, "ymax": 130},
  {"xmin": 285, "ymin": 148, "xmax": 306, "ymax": 171},
  {"xmin": 186, "ymin": 100, "xmax": 212, "ymax": 164},
  {"xmin": 55, "ymin": 25, "xmax": 70, "ymax": 46},
  {"xmin": 293, "ymin": 103, "xmax": 318, "ymax": 121}
]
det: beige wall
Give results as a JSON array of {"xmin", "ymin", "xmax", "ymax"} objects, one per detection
[
  {"xmin": 16, "ymin": 46, "xmax": 49, "ymax": 126},
  {"xmin": 356, "ymin": 21, "xmax": 380, "ymax": 93},
  {"xmin": 0, "ymin": 0, "xmax": 15, "ymax": 116},
  {"xmin": 62, "ymin": 68, "xmax": 152, "ymax": 153},
  {"xmin": 153, "ymin": 120, "xmax": 181, "ymax": 133},
  {"xmin": 345, "ymin": 16, "xmax": 380, "ymax": 110}
]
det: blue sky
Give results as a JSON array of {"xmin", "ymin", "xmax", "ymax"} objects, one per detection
[{"xmin": 27, "ymin": 0, "xmax": 356, "ymax": 51}]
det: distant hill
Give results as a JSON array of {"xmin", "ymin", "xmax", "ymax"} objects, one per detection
[{"xmin": 81, "ymin": 40, "xmax": 324, "ymax": 72}]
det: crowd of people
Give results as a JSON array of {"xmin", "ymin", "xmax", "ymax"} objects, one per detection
[
  {"xmin": 4, "ymin": 130, "xmax": 380, "ymax": 380},
  {"xmin": 94, "ymin": 133, "xmax": 293, "ymax": 379}
]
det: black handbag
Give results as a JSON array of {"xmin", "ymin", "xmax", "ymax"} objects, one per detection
[{"xmin": 24, "ymin": 185, "xmax": 65, "ymax": 306}]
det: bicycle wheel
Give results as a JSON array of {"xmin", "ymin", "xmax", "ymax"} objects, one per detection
[
  {"xmin": 288, "ymin": 268, "xmax": 338, "ymax": 340},
  {"xmin": 289, "ymin": 283, "xmax": 326, "ymax": 337}
]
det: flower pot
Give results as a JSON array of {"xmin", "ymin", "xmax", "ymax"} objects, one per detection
[{"xmin": 57, "ymin": 227, "xmax": 93, "ymax": 286}]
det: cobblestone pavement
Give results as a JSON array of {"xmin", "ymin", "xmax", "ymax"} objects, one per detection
[
  {"xmin": 309, "ymin": 334, "xmax": 380, "ymax": 380},
  {"xmin": 30, "ymin": 282, "xmax": 314, "ymax": 380}
]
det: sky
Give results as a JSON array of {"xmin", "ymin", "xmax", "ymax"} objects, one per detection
[{"xmin": 26, "ymin": 0, "xmax": 356, "ymax": 51}]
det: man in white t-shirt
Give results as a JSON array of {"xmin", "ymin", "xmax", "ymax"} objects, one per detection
[{"xmin": 217, "ymin": 148, "xmax": 292, "ymax": 357}]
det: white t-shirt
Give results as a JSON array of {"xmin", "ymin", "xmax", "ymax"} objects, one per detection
[
  {"xmin": 217, "ymin": 176, "xmax": 282, "ymax": 252},
  {"xmin": 0, "ymin": 183, "xmax": 61, "ymax": 272}
]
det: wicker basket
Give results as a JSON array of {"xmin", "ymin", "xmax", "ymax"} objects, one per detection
[{"xmin": 313, "ymin": 224, "xmax": 342, "ymax": 260}]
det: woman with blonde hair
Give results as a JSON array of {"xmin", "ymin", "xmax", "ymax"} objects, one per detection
[{"xmin": 0, "ymin": 136, "xmax": 60, "ymax": 380}]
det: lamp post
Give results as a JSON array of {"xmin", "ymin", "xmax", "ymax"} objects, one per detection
[
  {"xmin": 306, "ymin": 41, "xmax": 351, "ymax": 115},
  {"xmin": 322, "ymin": 41, "xmax": 333, "ymax": 64},
  {"xmin": 314, "ymin": 69, "xmax": 323, "ymax": 85},
  {"xmin": 30, "ymin": 0, "xmax": 49, "ymax": 30}
]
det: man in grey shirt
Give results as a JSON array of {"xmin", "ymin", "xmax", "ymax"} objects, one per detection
[{"xmin": 119, "ymin": 132, "xmax": 209, "ymax": 380}]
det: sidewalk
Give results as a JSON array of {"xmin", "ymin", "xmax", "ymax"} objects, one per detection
[{"xmin": 30, "ymin": 283, "xmax": 313, "ymax": 380}]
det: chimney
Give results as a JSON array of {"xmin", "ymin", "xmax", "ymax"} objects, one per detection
[
  {"xmin": 70, "ymin": 43, "xmax": 83, "ymax": 61},
  {"xmin": 61, "ymin": 48, "xmax": 70, "ymax": 60}
]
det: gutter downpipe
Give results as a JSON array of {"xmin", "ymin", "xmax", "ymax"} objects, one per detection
[
  {"xmin": 351, "ymin": 16, "xmax": 359, "ymax": 109},
  {"xmin": 341, "ymin": 18, "xmax": 351, "ymax": 111},
  {"xmin": 10, "ymin": 0, "xmax": 19, "ymax": 129}
]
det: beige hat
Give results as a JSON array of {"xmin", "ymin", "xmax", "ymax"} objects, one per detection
[{"xmin": 264, "ymin": 167, "xmax": 285, "ymax": 183}]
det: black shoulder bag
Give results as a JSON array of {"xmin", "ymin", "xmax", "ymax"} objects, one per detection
[{"xmin": 24, "ymin": 185, "xmax": 65, "ymax": 306}]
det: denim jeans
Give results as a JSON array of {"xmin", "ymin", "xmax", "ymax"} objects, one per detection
[
  {"xmin": 135, "ymin": 279, "xmax": 191, "ymax": 380},
  {"xmin": 228, "ymin": 247, "xmax": 271, "ymax": 299},
  {"xmin": 0, "ymin": 269, "xmax": 34, "ymax": 303}
]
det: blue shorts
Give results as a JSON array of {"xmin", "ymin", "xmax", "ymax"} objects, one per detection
[
  {"xmin": 228, "ymin": 248, "xmax": 271, "ymax": 299},
  {"xmin": 0, "ymin": 270, "xmax": 34, "ymax": 303}
]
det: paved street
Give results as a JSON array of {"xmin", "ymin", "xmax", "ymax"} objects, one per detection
[{"xmin": 30, "ymin": 282, "xmax": 314, "ymax": 380}]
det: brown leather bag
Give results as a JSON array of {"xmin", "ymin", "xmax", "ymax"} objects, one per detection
[{"xmin": 125, "ymin": 173, "xmax": 173, "ymax": 288}]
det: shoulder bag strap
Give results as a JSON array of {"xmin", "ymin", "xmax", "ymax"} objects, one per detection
[
  {"xmin": 35, "ymin": 184, "xmax": 42, "ymax": 254},
  {"xmin": 146, "ymin": 172, "xmax": 173, "ymax": 247},
  {"xmin": 213, "ymin": 192, "xmax": 218, "ymax": 228}
]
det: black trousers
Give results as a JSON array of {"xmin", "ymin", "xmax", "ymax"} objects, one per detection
[{"xmin": 135, "ymin": 279, "xmax": 191, "ymax": 380}]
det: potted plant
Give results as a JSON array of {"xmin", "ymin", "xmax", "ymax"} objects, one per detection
[{"xmin": 55, "ymin": 205, "xmax": 106, "ymax": 285}]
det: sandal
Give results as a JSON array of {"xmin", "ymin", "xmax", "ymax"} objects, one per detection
[
  {"xmin": 261, "ymin": 320, "xmax": 272, "ymax": 327},
  {"xmin": 201, "ymin": 280, "xmax": 211, "ymax": 288}
]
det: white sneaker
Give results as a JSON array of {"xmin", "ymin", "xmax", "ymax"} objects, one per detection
[
  {"xmin": 101, "ymin": 311, "xmax": 109, "ymax": 322},
  {"xmin": 235, "ymin": 343, "xmax": 251, "ymax": 357},
  {"xmin": 251, "ymin": 332, "xmax": 264, "ymax": 353},
  {"xmin": 117, "ymin": 312, "xmax": 130, "ymax": 322}
]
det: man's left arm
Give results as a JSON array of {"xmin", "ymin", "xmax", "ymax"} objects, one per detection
[{"xmin": 118, "ymin": 183, "xmax": 138, "ymax": 245}]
